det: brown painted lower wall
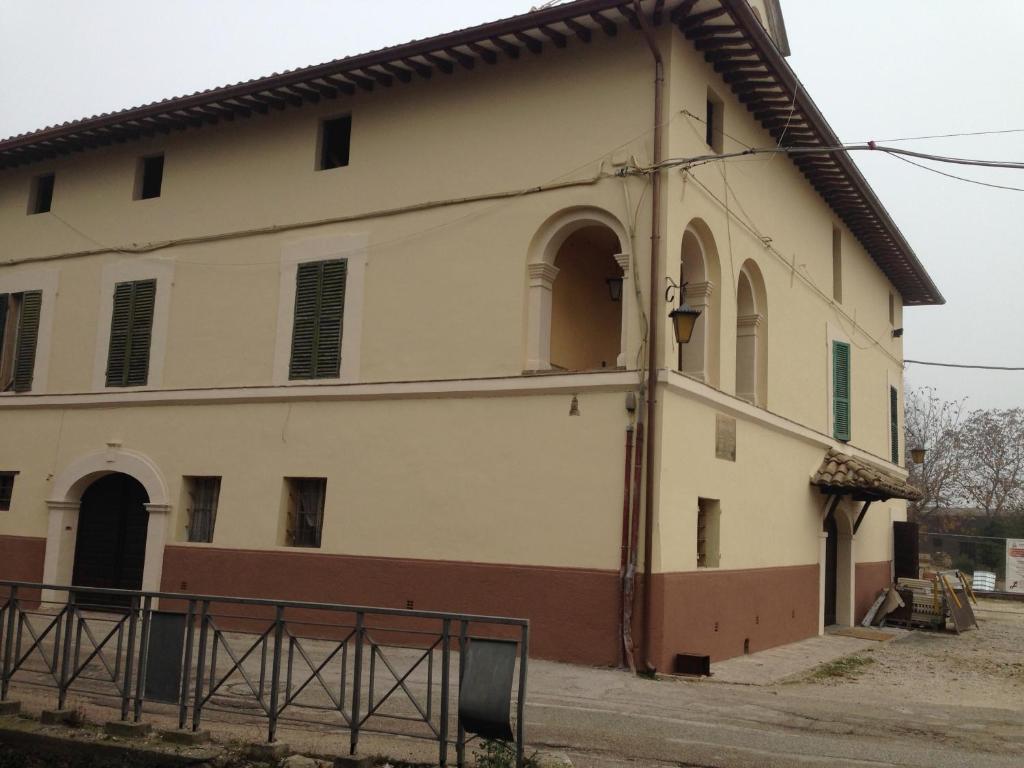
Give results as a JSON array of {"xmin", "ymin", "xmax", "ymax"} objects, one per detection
[
  {"xmin": 855, "ymin": 560, "xmax": 892, "ymax": 622},
  {"xmin": 0, "ymin": 535, "xmax": 46, "ymax": 602},
  {"xmin": 161, "ymin": 546, "xmax": 621, "ymax": 666},
  {"xmin": 651, "ymin": 564, "xmax": 820, "ymax": 668}
]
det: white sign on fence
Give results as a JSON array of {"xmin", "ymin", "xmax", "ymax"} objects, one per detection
[{"xmin": 1007, "ymin": 539, "xmax": 1024, "ymax": 594}]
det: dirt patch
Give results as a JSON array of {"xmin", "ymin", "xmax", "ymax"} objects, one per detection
[
  {"xmin": 787, "ymin": 598, "xmax": 1024, "ymax": 710},
  {"xmin": 806, "ymin": 655, "xmax": 875, "ymax": 682}
]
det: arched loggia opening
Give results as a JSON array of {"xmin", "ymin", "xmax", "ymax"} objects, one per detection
[
  {"xmin": 525, "ymin": 207, "xmax": 631, "ymax": 372},
  {"xmin": 550, "ymin": 226, "xmax": 623, "ymax": 371},
  {"xmin": 677, "ymin": 220, "xmax": 721, "ymax": 385},
  {"xmin": 72, "ymin": 473, "xmax": 150, "ymax": 606},
  {"xmin": 735, "ymin": 260, "xmax": 767, "ymax": 406}
]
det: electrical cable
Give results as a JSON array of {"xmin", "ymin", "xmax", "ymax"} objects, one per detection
[
  {"xmin": 904, "ymin": 360, "xmax": 1024, "ymax": 371},
  {"xmin": 633, "ymin": 144, "xmax": 1024, "ymax": 175},
  {"xmin": 852, "ymin": 127, "xmax": 1024, "ymax": 144},
  {"xmin": 889, "ymin": 153, "xmax": 1024, "ymax": 193}
]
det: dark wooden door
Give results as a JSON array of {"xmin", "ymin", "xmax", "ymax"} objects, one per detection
[
  {"xmin": 823, "ymin": 511, "xmax": 838, "ymax": 626},
  {"xmin": 72, "ymin": 474, "xmax": 149, "ymax": 606},
  {"xmin": 893, "ymin": 521, "xmax": 919, "ymax": 580}
]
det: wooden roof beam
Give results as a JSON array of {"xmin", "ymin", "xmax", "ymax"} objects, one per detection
[
  {"xmin": 669, "ymin": 0, "xmax": 700, "ymax": 25},
  {"xmin": 401, "ymin": 57, "xmax": 434, "ymax": 79},
  {"xmin": 591, "ymin": 12, "xmax": 618, "ymax": 36},
  {"xmin": 514, "ymin": 31, "xmax": 544, "ymax": 54},
  {"xmin": 444, "ymin": 47, "xmax": 476, "ymax": 70},
  {"xmin": 466, "ymin": 42, "xmax": 498, "ymax": 65},
  {"xmin": 379, "ymin": 63, "xmax": 414, "ymax": 82},
  {"xmin": 422, "ymin": 53, "xmax": 455, "ymax": 75},
  {"xmin": 564, "ymin": 18, "xmax": 592, "ymax": 43},
  {"xmin": 680, "ymin": 8, "xmax": 731, "ymax": 31},
  {"xmin": 539, "ymin": 25, "xmax": 568, "ymax": 48},
  {"xmin": 489, "ymin": 36, "xmax": 521, "ymax": 58}
]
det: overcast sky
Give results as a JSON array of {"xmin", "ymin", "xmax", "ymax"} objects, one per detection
[{"xmin": 1, "ymin": 1, "xmax": 1022, "ymax": 411}]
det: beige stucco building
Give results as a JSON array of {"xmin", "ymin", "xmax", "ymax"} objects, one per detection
[{"xmin": 0, "ymin": 0, "xmax": 940, "ymax": 669}]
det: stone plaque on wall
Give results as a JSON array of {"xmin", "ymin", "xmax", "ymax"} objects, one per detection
[{"xmin": 716, "ymin": 414, "xmax": 736, "ymax": 461}]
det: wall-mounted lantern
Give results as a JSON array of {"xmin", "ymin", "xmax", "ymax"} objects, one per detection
[
  {"xmin": 606, "ymin": 276, "xmax": 624, "ymax": 302},
  {"xmin": 910, "ymin": 446, "xmax": 927, "ymax": 464},
  {"xmin": 669, "ymin": 305, "xmax": 702, "ymax": 345},
  {"xmin": 665, "ymin": 276, "xmax": 702, "ymax": 345}
]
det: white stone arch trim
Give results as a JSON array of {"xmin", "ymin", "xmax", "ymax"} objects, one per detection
[
  {"xmin": 524, "ymin": 206, "xmax": 632, "ymax": 371},
  {"xmin": 43, "ymin": 447, "xmax": 171, "ymax": 603}
]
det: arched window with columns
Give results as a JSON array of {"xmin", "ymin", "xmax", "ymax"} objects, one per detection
[
  {"xmin": 678, "ymin": 220, "xmax": 721, "ymax": 386},
  {"xmin": 735, "ymin": 260, "xmax": 767, "ymax": 406},
  {"xmin": 525, "ymin": 207, "xmax": 631, "ymax": 372}
]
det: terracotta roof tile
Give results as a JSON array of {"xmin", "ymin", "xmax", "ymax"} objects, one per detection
[{"xmin": 811, "ymin": 448, "xmax": 922, "ymax": 501}]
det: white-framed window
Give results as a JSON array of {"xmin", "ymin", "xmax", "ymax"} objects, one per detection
[
  {"xmin": 273, "ymin": 234, "xmax": 367, "ymax": 385},
  {"xmin": 0, "ymin": 269, "xmax": 58, "ymax": 395},
  {"xmin": 91, "ymin": 260, "xmax": 173, "ymax": 391}
]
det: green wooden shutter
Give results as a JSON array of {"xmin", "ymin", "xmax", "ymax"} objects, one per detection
[
  {"xmin": 126, "ymin": 280, "xmax": 156, "ymax": 386},
  {"xmin": 289, "ymin": 263, "xmax": 320, "ymax": 380},
  {"xmin": 289, "ymin": 259, "xmax": 346, "ymax": 380},
  {"xmin": 12, "ymin": 291, "xmax": 42, "ymax": 393},
  {"xmin": 106, "ymin": 280, "xmax": 156, "ymax": 387},
  {"xmin": 890, "ymin": 386, "xmax": 899, "ymax": 464},
  {"xmin": 832, "ymin": 341, "xmax": 851, "ymax": 442},
  {"xmin": 315, "ymin": 260, "xmax": 346, "ymax": 378}
]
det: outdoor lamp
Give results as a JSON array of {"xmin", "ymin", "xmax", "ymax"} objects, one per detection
[
  {"xmin": 669, "ymin": 304, "xmax": 702, "ymax": 345},
  {"xmin": 910, "ymin": 446, "xmax": 927, "ymax": 464},
  {"xmin": 607, "ymin": 276, "xmax": 624, "ymax": 302}
]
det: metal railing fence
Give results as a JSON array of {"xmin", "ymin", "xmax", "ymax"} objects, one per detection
[{"xmin": 0, "ymin": 581, "xmax": 529, "ymax": 768}]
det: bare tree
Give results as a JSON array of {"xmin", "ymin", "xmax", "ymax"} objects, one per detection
[
  {"xmin": 956, "ymin": 408, "xmax": 1024, "ymax": 516},
  {"xmin": 904, "ymin": 386, "xmax": 966, "ymax": 523}
]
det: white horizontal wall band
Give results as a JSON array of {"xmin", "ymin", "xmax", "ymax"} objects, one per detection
[
  {"xmin": 662, "ymin": 369, "xmax": 905, "ymax": 477},
  {"xmin": 0, "ymin": 366, "xmax": 904, "ymax": 476},
  {"xmin": 0, "ymin": 370, "xmax": 640, "ymax": 408}
]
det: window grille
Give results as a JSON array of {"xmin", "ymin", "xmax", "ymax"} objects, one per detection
[
  {"xmin": 185, "ymin": 476, "xmax": 220, "ymax": 543},
  {"xmin": 287, "ymin": 478, "xmax": 326, "ymax": 548}
]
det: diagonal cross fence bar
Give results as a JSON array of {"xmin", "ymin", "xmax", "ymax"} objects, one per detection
[{"xmin": 0, "ymin": 581, "xmax": 529, "ymax": 768}]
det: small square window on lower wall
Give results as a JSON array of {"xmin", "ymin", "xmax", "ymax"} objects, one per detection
[
  {"xmin": 184, "ymin": 476, "xmax": 220, "ymax": 543},
  {"xmin": 0, "ymin": 472, "xmax": 16, "ymax": 510},
  {"xmin": 697, "ymin": 498, "xmax": 721, "ymax": 568},
  {"xmin": 285, "ymin": 477, "xmax": 327, "ymax": 548}
]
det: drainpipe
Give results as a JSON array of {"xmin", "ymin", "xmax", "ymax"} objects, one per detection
[{"xmin": 634, "ymin": 0, "xmax": 664, "ymax": 674}]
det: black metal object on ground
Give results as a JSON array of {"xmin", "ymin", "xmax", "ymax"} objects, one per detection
[
  {"xmin": 144, "ymin": 611, "xmax": 187, "ymax": 704},
  {"xmin": 673, "ymin": 653, "xmax": 710, "ymax": 677},
  {"xmin": 458, "ymin": 638, "xmax": 516, "ymax": 741}
]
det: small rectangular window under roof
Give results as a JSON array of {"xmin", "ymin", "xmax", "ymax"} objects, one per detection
[
  {"xmin": 29, "ymin": 173, "xmax": 54, "ymax": 215},
  {"xmin": 137, "ymin": 154, "xmax": 164, "ymax": 200},
  {"xmin": 319, "ymin": 116, "xmax": 352, "ymax": 171}
]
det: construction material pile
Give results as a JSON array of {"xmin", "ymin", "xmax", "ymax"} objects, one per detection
[{"xmin": 861, "ymin": 570, "xmax": 979, "ymax": 633}]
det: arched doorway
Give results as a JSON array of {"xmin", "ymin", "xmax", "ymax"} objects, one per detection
[{"xmin": 71, "ymin": 473, "xmax": 150, "ymax": 605}]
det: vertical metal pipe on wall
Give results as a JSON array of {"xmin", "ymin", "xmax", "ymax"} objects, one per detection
[
  {"xmin": 634, "ymin": 0, "xmax": 665, "ymax": 674},
  {"xmin": 618, "ymin": 425, "xmax": 635, "ymax": 668}
]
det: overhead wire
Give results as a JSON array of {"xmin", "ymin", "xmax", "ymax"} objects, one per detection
[
  {"xmin": 889, "ymin": 153, "xmax": 1024, "ymax": 193},
  {"xmin": 904, "ymin": 360, "xmax": 1024, "ymax": 372}
]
